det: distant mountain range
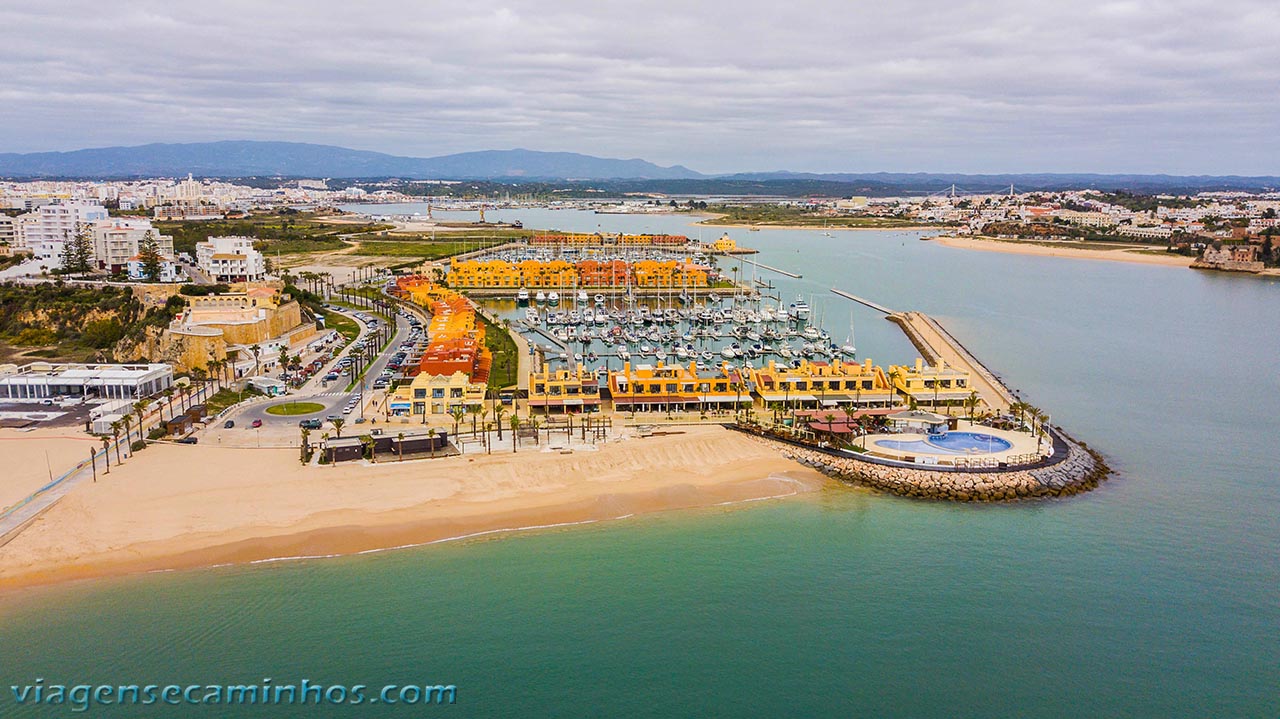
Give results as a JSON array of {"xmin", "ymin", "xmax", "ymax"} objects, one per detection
[
  {"xmin": 1, "ymin": 141, "xmax": 1278, "ymax": 194},
  {"xmin": 0, "ymin": 141, "xmax": 702, "ymax": 181}
]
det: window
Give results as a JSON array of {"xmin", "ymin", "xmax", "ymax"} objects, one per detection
[
  {"xmin": 535, "ymin": 384, "xmax": 545, "ymax": 394},
  {"xmin": 450, "ymin": 388, "xmax": 463, "ymax": 398},
  {"xmin": 413, "ymin": 389, "xmax": 426, "ymax": 399},
  {"xmin": 649, "ymin": 384, "xmax": 661, "ymax": 393},
  {"xmin": 432, "ymin": 388, "xmax": 445, "ymax": 398}
]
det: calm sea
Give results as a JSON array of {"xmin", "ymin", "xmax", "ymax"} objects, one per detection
[{"xmin": 2, "ymin": 209, "xmax": 1277, "ymax": 717}]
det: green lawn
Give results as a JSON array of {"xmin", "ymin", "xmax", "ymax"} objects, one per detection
[
  {"xmin": 483, "ymin": 318, "xmax": 519, "ymax": 390},
  {"xmin": 348, "ymin": 240, "xmax": 506, "ymax": 259},
  {"xmin": 265, "ymin": 401, "xmax": 326, "ymax": 416},
  {"xmin": 701, "ymin": 206, "xmax": 936, "ymax": 228},
  {"xmin": 205, "ymin": 386, "xmax": 263, "ymax": 415},
  {"xmin": 324, "ymin": 312, "xmax": 361, "ymax": 343}
]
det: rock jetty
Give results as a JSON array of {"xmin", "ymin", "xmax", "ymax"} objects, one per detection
[{"xmin": 751, "ymin": 431, "xmax": 1110, "ymax": 501}]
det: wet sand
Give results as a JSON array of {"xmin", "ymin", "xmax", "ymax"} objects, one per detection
[{"xmin": 930, "ymin": 235, "xmax": 1195, "ymax": 267}]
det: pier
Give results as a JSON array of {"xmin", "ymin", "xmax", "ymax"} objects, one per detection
[
  {"xmin": 830, "ymin": 288, "xmax": 896, "ymax": 315},
  {"xmin": 888, "ymin": 311, "xmax": 1014, "ymax": 412},
  {"xmin": 737, "ymin": 258, "xmax": 802, "ymax": 279}
]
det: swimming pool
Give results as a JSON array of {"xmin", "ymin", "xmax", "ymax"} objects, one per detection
[{"xmin": 874, "ymin": 431, "xmax": 1013, "ymax": 455}]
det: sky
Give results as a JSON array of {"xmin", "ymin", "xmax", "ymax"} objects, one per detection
[{"xmin": 1, "ymin": 0, "xmax": 1277, "ymax": 175}]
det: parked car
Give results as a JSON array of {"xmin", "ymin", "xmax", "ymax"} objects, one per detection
[
  {"xmin": 176, "ymin": 436, "xmax": 199, "ymax": 444},
  {"xmin": 299, "ymin": 418, "xmax": 322, "ymax": 429},
  {"xmin": 251, "ymin": 419, "xmax": 262, "ymax": 428},
  {"xmin": 224, "ymin": 420, "xmax": 235, "ymax": 429}
]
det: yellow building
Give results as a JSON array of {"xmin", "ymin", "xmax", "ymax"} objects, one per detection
[
  {"xmin": 630, "ymin": 259, "xmax": 708, "ymax": 288},
  {"xmin": 608, "ymin": 361, "xmax": 750, "ymax": 412},
  {"xmin": 448, "ymin": 259, "xmax": 521, "ymax": 289},
  {"xmin": 748, "ymin": 359, "xmax": 897, "ymax": 409},
  {"xmin": 712, "ymin": 233, "xmax": 739, "ymax": 252},
  {"xmin": 517, "ymin": 259, "xmax": 578, "ymax": 289},
  {"xmin": 887, "ymin": 358, "xmax": 973, "ymax": 407},
  {"xmin": 527, "ymin": 364, "xmax": 602, "ymax": 414},
  {"xmin": 388, "ymin": 370, "xmax": 486, "ymax": 419}
]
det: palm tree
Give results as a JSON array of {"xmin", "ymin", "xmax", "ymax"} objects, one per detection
[
  {"xmin": 483, "ymin": 422, "xmax": 493, "ymax": 454},
  {"xmin": 332, "ymin": 417, "xmax": 345, "ymax": 438},
  {"xmin": 888, "ymin": 368, "xmax": 904, "ymax": 409},
  {"xmin": 132, "ymin": 399, "xmax": 150, "ymax": 444},
  {"xmin": 530, "ymin": 417, "xmax": 542, "ymax": 446},
  {"xmin": 110, "ymin": 420, "xmax": 123, "ymax": 463},
  {"xmin": 249, "ymin": 344, "xmax": 262, "ymax": 377},
  {"xmin": 450, "ymin": 406, "xmax": 465, "ymax": 440},
  {"xmin": 964, "ymin": 390, "xmax": 980, "ymax": 421},
  {"xmin": 162, "ymin": 387, "xmax": 175, "ymax": 422},
  {"xmin": 478, "ymin": 406, "xmax": 489, "ymax": 438},
  {"xmin": 509, "ymin": 415, "xmax": 521, "ymax": 453},
  {"xmin": 101, "ymin": 435, "xmax": 111, "ymax": 474},
  {"xmin": 494, "ymin": 405, "xmax": 507, "ymax": 440},
  {"xmin": 428, "ymin": 428, "xmax": 438, "ymax": 459},
  {"xmin": 468, "ymin": 404, "xmax": 480, "ymax": 437},
  {"xmin": 359, "ymin": 434, "xmax": 375, "ymax": 463},
  {"xmin": 731, "ymin": 381, "xmax": 744, "ymax": 421},
  {"xmin": 396, "ymin": 431, "xmax": 405, "ymax": 461},
  {"xmin": 300, "ymin": 427, "xmax": 311, "ymax": 463},
  {"xmin": 120, "ymin": 414, "xmax": 133, "ymax": 449}
]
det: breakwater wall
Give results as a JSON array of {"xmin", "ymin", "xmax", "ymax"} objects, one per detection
[{"xmin": 741, "ymin": 428, "xmax": 1110, "ymax": 501}]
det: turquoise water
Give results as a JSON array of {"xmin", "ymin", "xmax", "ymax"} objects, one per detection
[
  {"xmin": 876, "ymin": 431, "xmax": 1012, "ymax": 454},
  {"xmin": 3, "ymin": 210, "xmax": 1279, "ymax": 717}
]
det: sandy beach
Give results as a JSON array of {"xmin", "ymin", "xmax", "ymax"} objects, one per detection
[
  {"xmin": 930, "ymin": 235, "xmax": 1195, "ymax": 267},
  {"xmin": 0, "ymin": 428, "xmax": 104, "ymax": 514},
  {"xmin": 0, "ymin": 425, "xmax": 826, "ymax": 591}
]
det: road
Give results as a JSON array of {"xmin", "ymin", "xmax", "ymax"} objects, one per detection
[{"xmin": 204, "ymin": 297, "xmax": 416, "ymax": 444}]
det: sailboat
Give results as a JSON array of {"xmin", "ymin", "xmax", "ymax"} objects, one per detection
[{"xmin": 841, "ymin": 313, "xmax": 857, "ymax": 357}]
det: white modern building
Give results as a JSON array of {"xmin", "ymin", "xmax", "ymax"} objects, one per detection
[
  {"xmin": 126, "ymin": 256, "xmax": 183, "ymax": 282},
  {"xmin": 18, "ymin": 202, "xmax": 109, "ymax": 262},
  {"xmin": 195, "ymin": 236, "xmax": 267, "ymax": 282},
  {"xmin": 0, "ymin": 362, "xmax": 174, "ymax": 400},
  {"xmin": 92, "ymin": 218, "xmax": 174, "ymax": 272}
]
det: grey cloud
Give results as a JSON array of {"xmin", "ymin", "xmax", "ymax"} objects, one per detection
[{"xmin": 0, "ymin": 0, "xmax": 1276, "ymax": 174}]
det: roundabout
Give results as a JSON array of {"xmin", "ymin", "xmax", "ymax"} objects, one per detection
[{"xmin": 264, "ymin": 401, "xmax": 327, "ymax": 416}]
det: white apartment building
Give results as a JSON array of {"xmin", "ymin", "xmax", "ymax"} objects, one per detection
[
  {"xmin": 195, "ymin": 236, "xmax": 267, "ymax": 282},
  {"xmin": 18, "ymin": 202, "xmax": 109, "ymax": 262},
  {"xmin": 126, "ymin": 256, "xmax": 182, "ymax": 282},
  {"xmin": 0, "ymin": 215, "xmax": 16, "ymax": 247},
  {"xmin": 92, "ymin": 219, "xmax": 175, "ymax": 272}
]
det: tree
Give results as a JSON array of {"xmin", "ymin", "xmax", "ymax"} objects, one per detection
[
  {"xmin": 101, "ymin": 435, "xmax": 111, "ymax": 473},
  {"xmin": 509, "ymin": 415, "xmax": 521, "ymax": 453},
  {"xmin": 300, "ymin": 427, "xmax": 311, "ymax": 464},
  {"xmin": 964, "ymin": 390, "xmax": 980, "ymax": 421},
  {"xmin": 249, "ymin": 344, "xmax": 262, "ymax": 377},
  {"xmin": 110, "ymin": 420, "xmax": 123, "ymax": 464},
  {"xmin": 396, "ymin": 431, "xmax": 405, "ymax": 461},
  {"xmin": 138, "ymin": 230, "xmax": 163, "ymax": 282},
  {"xmin": 162, "ymin": 387, "xmax": 176, "ymax": 422},
  {"xmin": 132, "ymin": 399, "xmax": 150, "ymax": 445},
  {"xmin": 332, "ymin": 417, "xmax": 345, "ymax": 438},
  {"xmin": 121, "ymin": 414, "xmax": 133, "ymax": 447},
  {"xmin": 428, "ymin": 428, "xmax": 438, "ymax": 459},
  {"xmin": 359, "ymin": 434, "xmax": 375, "ymax": 463},
  {"xmin": 449, "ymin": 406, "xmax": 465, "ymax": 440},
  {"xmin": 494, "ymin": 405, "xmax": 507, "ymax": 440}
]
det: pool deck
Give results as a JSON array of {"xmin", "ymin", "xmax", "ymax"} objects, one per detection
[{"xmin": 859, "ymin": 422, "xmax": 1042, "ymax": 468}]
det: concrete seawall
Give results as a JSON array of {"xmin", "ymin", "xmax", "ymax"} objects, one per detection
[
  {"xmin": 888, "ymin": 311, "xmax": 1014, "ymax": 412},
  {"xmin": 747, "ymin": 431, "xmax": 1109, "ymax": 501}
]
